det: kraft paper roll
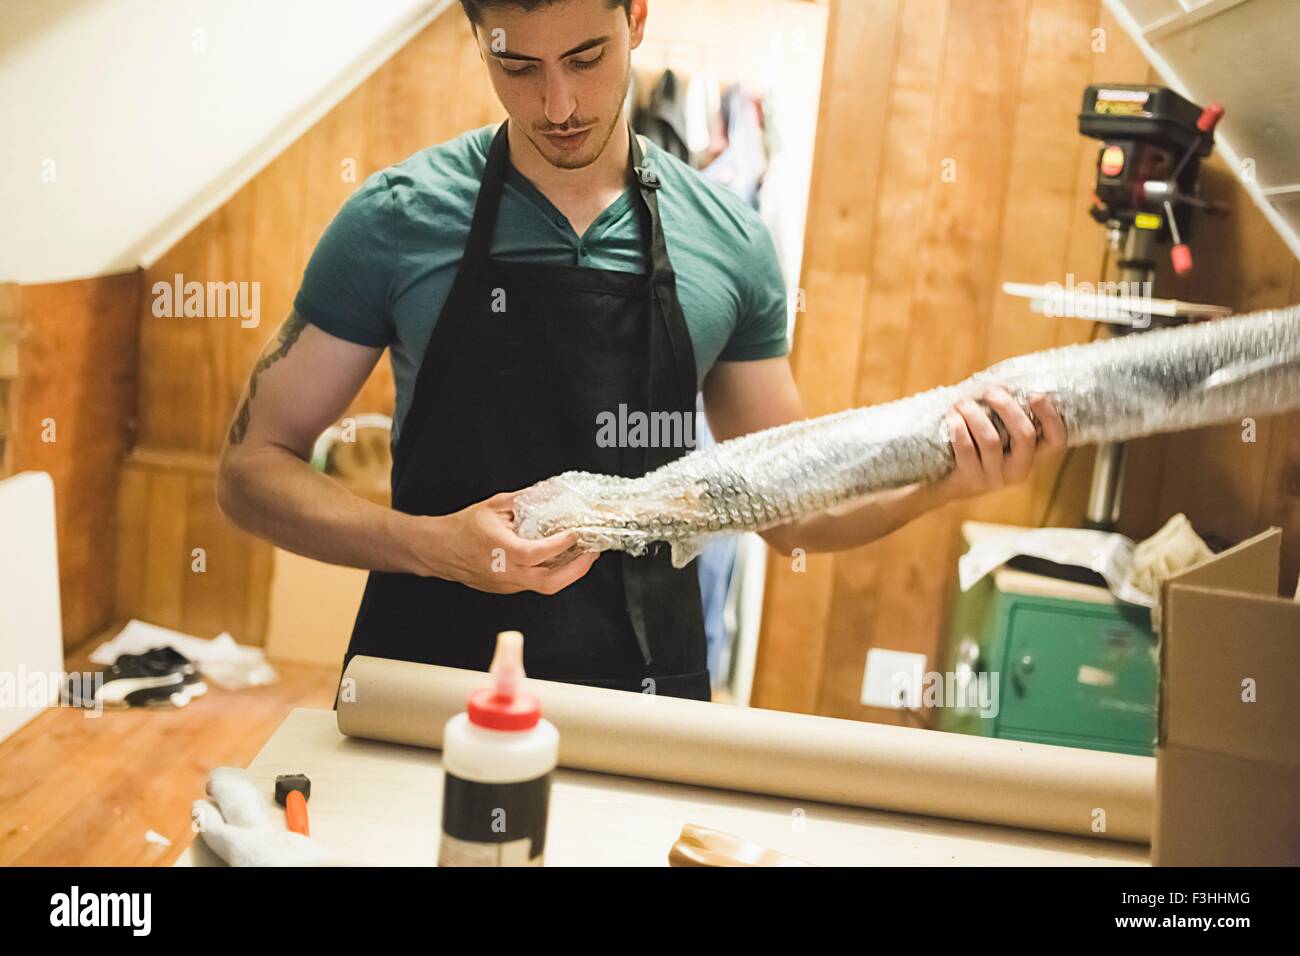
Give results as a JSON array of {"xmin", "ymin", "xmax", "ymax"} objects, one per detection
[{"xmin": 337, "ymin": 656, "xmax": 1153, "ymax": 843}]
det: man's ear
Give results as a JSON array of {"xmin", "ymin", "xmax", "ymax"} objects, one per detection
[{"xmin": 628, "ymin": 0, "xmax": 648, "ymax": 48}]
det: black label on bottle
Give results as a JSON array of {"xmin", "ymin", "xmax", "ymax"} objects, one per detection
[{"xmin": 440, "ymin": 772, "xmax": 551, "ymax": 864}]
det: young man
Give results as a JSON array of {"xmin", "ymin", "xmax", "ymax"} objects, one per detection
[{"xmin": 217, "ymin": 0, "xmax": 1066, "ymax": 701}]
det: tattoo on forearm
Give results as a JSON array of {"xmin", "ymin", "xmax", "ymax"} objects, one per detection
[{"xmin": 228, "ymin": 310, "xmax": 308, "ymax": 445}]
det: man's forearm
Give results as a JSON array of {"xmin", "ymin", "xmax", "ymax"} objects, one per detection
[
  {"xmin": 217, "ymin": 443, "xmax": 427, "ymax": 574},
  {"xmin": 761, "ymin": 481, "xmax": 953, "ymax": 555}
]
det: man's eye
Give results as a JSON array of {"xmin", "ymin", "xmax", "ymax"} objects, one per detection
[{"xmin": 570, "ymin": 51, "xmax": 604, "ymax": 70}]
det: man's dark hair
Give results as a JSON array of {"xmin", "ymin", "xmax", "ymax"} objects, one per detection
[{"xmin": 459, "ymin": 0, "xmax": 632, "ymax": 25}]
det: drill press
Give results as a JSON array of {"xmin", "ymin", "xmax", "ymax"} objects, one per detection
[{"xmin": 1076, "ymin": 83, "xmax": 1225, "ymax": 530}]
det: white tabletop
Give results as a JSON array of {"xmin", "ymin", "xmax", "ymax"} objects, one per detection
[{"xmin": 181, "ymin": 708, "xmax": 1148, "ymax": 866}]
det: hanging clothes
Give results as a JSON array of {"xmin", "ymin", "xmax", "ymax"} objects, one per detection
[
  {"xmin": 633, "ymin": 68, "xmax": 691, "ymax": 163},
  {"xmin": 703, "ymin": 84, "xmax": 768, "ymax": 208},
  {"xmin": 684, "ymin": 69, "xmax": 724, "ymax": 165}
]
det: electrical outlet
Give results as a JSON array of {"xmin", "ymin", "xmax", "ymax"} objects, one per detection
[{"xmin": 861, "ymin": 649, "xmax": 926, "ymax": 709}]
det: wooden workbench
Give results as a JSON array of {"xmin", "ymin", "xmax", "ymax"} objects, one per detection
[{"xmin": 182, "ymin": 708, "xmax": 1148, "ymax": 866}]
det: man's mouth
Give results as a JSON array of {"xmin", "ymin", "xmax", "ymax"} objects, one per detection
[{"xmin": 541, "ymin": 126, "xmax": 593, "ymax": 151}]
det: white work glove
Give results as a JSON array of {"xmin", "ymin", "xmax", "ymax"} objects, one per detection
[{"xmin": 192, "ymin": 767, "xmax": 335, "ymax": 867}]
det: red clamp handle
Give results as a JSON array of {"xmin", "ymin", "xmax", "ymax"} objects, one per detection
[{"xmin": 1197, "ymin": 103, "xmax": 1224, "ymax": 133}]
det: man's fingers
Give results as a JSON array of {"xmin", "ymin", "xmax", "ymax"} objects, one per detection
[
  {"xmin": 487, "ymin": 489, "xmax": 522, "ymax": 510},
  {"xmin": 947, "ymin": 411, "xmax": 979, "ymax": 474},
  {"xmin": 959, "ymin": 399, "xmax": 1004, "ymax": 485},
  {"xmin": 552, "ymin": 551, "xmax": 600, "ymax": 591},
  {"xmin": 984, "ymin": 388, "xmax": 1035, "ymax": 483},
  {"xmin": 523, "ymin": 551, "xmax": 599, "ymax": 595},
  {"xmin": 510, "ymin": 529, "xmax": 581, "ymax": 567},
  {"xmin": 1030, "ymin": 394, "xmax": 1067, "ymax": 449},
  {"xmin": 482, "ymin": 489, "xmax": 583, "ymax": 567}
]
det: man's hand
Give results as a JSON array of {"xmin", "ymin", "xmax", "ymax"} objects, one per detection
[
  {"xmin": 409, "ymin": 490, "xmax": 599, "ymax": 595},
  {"xmin": 216, "ymin": 315, "xmax": 597, "ymax": 594},
  {"xmin": 938, "ymin": 388, "xmax": 1066, "ymax": 501}
]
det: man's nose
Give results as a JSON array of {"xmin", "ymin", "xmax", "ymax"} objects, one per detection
[{"xmin": 543, "ymin": 67, "xmax": 577, "ymax": 126}]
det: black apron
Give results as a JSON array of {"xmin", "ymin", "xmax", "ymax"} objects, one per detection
[{"xmin": 343, "ymin": 122, "xmax": 710, "ymax": 701}]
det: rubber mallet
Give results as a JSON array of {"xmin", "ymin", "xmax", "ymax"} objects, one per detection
[{"xmin": 274, "ymin": 773, "xmax": 311, "ymax": 836}]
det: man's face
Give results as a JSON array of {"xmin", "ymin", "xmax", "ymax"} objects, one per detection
[{"xmin": 476, "ymin": 0, "xmax": 645, "ymax": 170}]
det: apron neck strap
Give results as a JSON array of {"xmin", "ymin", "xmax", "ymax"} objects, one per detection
[
  {"xmin": 460, "ymin": 121, "xmax": 513, "ymax": 273},
  {"xmin": 628, "ymin": 123, "xmax": 674, "ymax": 280}
]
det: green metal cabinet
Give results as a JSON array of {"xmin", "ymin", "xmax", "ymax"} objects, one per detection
[{"xmin": 936, "ymin": 566, "xmax": 1157, "ymax": 756}]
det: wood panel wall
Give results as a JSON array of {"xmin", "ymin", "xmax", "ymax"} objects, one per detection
[
  {"xmin": 0, "ymin": 285, "xmax": 18, "ymax": 479},
  {"xmin": 752, "ymin": 0, "xmax": 1300, "ymax": 718},
  {"xmin": 118, "ymin": 11, "xmax": 503, "ymax": 643},
  {"xmin": 5, "ymin": 274, "xmax": 141, "ymax": 648}
]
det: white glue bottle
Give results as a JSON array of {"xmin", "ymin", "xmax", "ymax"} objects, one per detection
[{"xmin": 438, "ymin": 630, "xmax": 559, "ymax": 867}]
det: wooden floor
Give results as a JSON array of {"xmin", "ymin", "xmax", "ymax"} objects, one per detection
[{"xmin": 0, "ymin": 647, "xmax": 339, "ymax": 866}]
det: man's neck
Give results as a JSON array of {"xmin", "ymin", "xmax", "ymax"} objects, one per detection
[{"xmin": 507, "ymin": 119, "xmax": 633, "ymax": 232}]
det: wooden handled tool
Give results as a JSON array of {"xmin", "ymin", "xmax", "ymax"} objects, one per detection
[{"xmin": 669, "ymin": 824, "xmax": 814, "ymax": 867}]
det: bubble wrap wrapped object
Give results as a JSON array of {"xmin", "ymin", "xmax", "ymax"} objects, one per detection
[{"xmin": 513, "ymin": 305, "xmax": 1300, "ymax": 568}]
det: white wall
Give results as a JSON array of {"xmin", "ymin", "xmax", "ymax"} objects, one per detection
[{"xmin": 0, "ymin": 0, "xmax": 446, "ymax": 284}]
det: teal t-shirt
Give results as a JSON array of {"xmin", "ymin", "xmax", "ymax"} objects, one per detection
[{"xmin": 294, "ymin": 125, "xmax": 789, "ymax": 443}]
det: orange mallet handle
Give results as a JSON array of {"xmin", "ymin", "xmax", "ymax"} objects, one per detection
[{"xmin": 284, "ymin": 789, "xmax": 309, "ymax": 836}]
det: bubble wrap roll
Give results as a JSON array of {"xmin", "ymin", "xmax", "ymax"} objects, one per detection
[{"xmin": 514, "ymin": 305, "xmax": 1300, "ymax": 567}]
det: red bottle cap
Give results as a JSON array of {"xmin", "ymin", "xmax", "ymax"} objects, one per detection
[{"xmin": 467, "ymin": 686, "xmax": 541, "ymax": 731}]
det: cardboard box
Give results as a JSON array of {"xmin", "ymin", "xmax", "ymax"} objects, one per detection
[
  {"xmin": 1152, "ymin": 528, "xmax": 1300, "ymax": 866},
  {"xmin": 264, "ymin": 548, "xmax": 368, "ymax": 668}
]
